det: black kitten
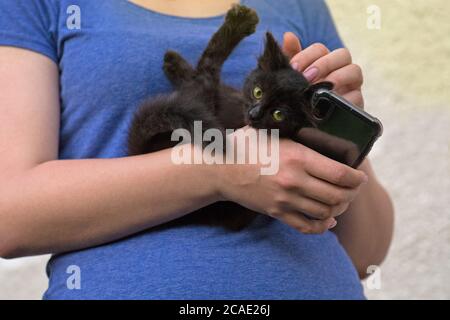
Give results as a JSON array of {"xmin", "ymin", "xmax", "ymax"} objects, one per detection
[{"xmin": 128, "ymin": 5, "xmax": 333, "ymax": 231}]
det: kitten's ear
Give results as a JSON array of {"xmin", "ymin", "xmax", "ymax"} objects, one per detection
[
  {"xmin": 304, "ymin": 81, "xmax": 334, "ymax": 101},
  {"xmin": 258, "ymin": 32, "xmax": 291, "ymax": 72}
]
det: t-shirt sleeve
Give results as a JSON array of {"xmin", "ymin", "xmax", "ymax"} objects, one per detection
[
  {"xmin": 0, "ymin": 0, "xmax": 58, "ymax": 63},
  {"xmin": 295, "ymin": 0, "xmax": 345, "ymax": 51}
]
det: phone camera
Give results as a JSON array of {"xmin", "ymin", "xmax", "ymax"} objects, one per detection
[{"xmin": 312, "ymin": 98, "xmax": 335, "ymax": 122}]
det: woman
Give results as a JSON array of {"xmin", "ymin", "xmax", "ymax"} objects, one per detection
[{"xmin": 0, "ymin": 0, "xmax": 394, "ymax": 299}]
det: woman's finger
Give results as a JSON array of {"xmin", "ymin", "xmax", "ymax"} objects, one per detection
[
  {"xmin": 283, "ymin": 193, "xmax": 336, "ymax": 219},
  {"xmin": 282, "ymin": 32, "xmax": 302, "ymax": 60},
  {"xmin": 303, "ymin": 151, "xmax": 368, "ymax": 188},
  {"xmin": 325, "ymin": 63, "xmax": 363, "ymax": 92},
  {"xmin": 342, "ymin": 90, "xmax": 365, "ymax": 108},
  {"xmin": 290, "ymin": 43, "xmax": 330, "ymax": 72},
  {"xmin": 302, "ymin": 48, "xmax": 353, "ymax": 82},
  {"xmin": 278, "ymin": 211, "xmax": 336, "ymax": 234},
  {"xmin": 333, "ymin": 84, "xmax": 352, "ymax": 95},
  {"xmin": 299, "ymin": 175, "xmax": 361, "ymax": 207}
]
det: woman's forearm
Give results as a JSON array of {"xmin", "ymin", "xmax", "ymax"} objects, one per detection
[
  {"xmin": 0, "ymin": 147, "xmax": 220, "ymax": 258},
  {"xmin": 333, "ymin": 159, "xmax": 394, "ymax": 278}
]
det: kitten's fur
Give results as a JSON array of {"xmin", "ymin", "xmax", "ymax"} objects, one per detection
[{"xmin": 128, "ymin": 5, "xmax": 333, "ymax": 231}]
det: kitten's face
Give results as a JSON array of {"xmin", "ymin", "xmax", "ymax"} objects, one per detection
[
  {"xmin": 244, "ymin": 68, "xmax": 312, "ymax": 137},
  {"xmin": 244, "ymin": 32, "xmax": 333, "ymax": 138}
]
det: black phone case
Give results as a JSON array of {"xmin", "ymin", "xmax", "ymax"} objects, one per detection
[{"xmin": 297, "ymin": 89, "xmax": 383, "ymax": 168}]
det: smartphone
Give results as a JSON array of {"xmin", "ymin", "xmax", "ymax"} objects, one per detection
[{"xmin": 296, "ymin": 89, "xmax": 383, "ymax": 168}]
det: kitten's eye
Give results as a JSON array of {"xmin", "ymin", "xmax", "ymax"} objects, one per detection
[
  {"xmin": 253, "ymin": 86, "xmax": 263, "ymax": 100},
  {"xmin": 272, "ymin": 110, "xmax": 285, "ymax": 122}
]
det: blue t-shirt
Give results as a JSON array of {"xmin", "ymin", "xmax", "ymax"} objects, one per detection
[{"xmin": 0, "ymin": 0, "xmax": 364, "ymax": 299}]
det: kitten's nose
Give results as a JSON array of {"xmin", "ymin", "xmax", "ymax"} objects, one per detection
[{"xmin": 248, "ymin": 104, "xmax": 262, "ymax": 121}]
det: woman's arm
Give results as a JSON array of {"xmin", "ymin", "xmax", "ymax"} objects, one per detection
[
  {"xmin": 333, "ymin": 159, "xmax": 394, "ymax": 278},
  {"xmin": 1, "ymin": 152, "xmax": 222, "ymax": 258}
]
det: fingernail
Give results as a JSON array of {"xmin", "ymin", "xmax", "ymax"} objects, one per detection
[
  {"xmin": 291, "ymin": 62, "xmax": 299, "ymax": 71},
  {"xmin": 303, "ymin": 67, "xmax": 319, "ymax": 82},
  {"xmin": 328, "ymin": 219, "xmax": 337, "ymax": 229}
]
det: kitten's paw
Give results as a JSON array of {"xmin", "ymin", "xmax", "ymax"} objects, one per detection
[
  {"xmin": 163, "ymin": 50, "xmax": 194, "ymax": 85},
  {"xmin": 225, "ymin": 4, "xmax": 259, "ymax": 36}
]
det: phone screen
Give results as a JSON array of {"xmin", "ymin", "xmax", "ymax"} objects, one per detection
[{"xmin": 296, "ymin": 90, "xmax": 383, "ymax": 168}]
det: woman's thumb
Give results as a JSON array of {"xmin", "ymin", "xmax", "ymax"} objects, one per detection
[{"xmin": 282, "ymin": 32, "xmax": 302, "ymax": 60}]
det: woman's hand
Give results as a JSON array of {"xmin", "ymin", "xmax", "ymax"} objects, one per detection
[
  {"xmin": 215, "ymin": 35, "xmax": 368, "ymax": 235},
  {"xmin": 281, "ymin": 33, "xmax": 394, "ymax": 273},
  {"xmin": 282, "ymin": 32, "xmax": 364, "ymax": 108},
  {"xmin": 216, "ymin": 127, "xmax": 368, "ymax": 234}
]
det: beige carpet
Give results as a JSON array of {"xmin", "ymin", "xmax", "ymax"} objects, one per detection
[{"xmin": 1, "ymin": 0, "xmax": 449, "ymax": 299}]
